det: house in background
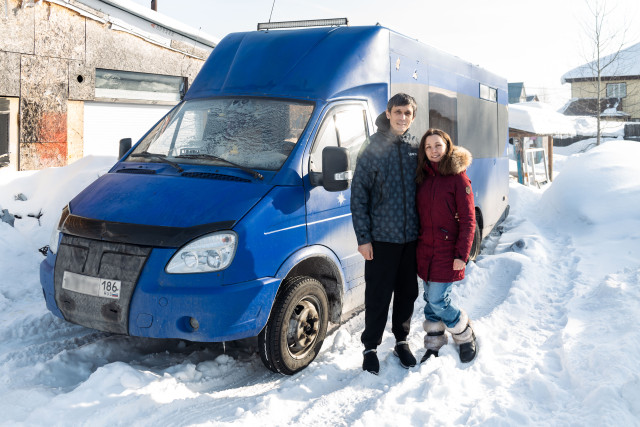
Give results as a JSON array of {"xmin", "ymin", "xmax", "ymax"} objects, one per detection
[
  {"xmin": 508, "ymin": 82, "xmax": 539, "ymax": 104},
  {"xmin": 0, "ymin": 0, "xmax": 217, "ymax": 171},
  {"xmin": 561, "ymin": 41, "xmax": 640, "ymax": 122}
]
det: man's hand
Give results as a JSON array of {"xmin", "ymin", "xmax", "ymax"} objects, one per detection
[
  {"xmin": 358, "ymin": 243, "xmax": 373, "ymax": 260},
  {"xmin": 453, "ymin": 259, "xmax": 466, "ymax": 270}
]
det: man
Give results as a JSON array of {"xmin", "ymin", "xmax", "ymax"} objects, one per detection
[{"xmin": 350, "ymin": 93, "xmax": 420, "ymax": 374}]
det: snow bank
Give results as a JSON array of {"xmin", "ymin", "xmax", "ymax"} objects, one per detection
[
  {"xmin": 0, "ymin": 156, "xmax": 116, "ymax": 248},
  {"xmin": 542, "ymin": 140, "xmax": 640, "ymax": 225}
]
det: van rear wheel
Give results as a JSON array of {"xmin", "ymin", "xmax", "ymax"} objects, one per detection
[
  {"xmin": 258, "ymin": 276, "xmax": 328, "ymax": 375},
  {"xmin": 469, "ymin": 218, "xmax": 482, "ymax": 261}
]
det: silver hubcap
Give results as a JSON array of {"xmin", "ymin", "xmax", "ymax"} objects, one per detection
[{"xmin": 286, "ymin": 296, "xmax": 320, "ymax": 359}]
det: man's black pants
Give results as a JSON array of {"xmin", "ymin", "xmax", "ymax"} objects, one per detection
[{"xmin": 361, "ymin": 240, "xmax": 419, "ymax": 350}]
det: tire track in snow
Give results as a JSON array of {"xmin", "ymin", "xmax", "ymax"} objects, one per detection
[{"xmin": 450, "ymin": 209, "xmax": 583, "ymax": 423}]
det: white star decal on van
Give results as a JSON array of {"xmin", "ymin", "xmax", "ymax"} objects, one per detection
[{"xmin": 337, "ymin": 192, "xmax": 346, "ymax": 206}]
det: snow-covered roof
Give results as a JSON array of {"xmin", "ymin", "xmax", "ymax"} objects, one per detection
[
  {"xmin": 53, "ymin": 0, "xmax": 219, "ymax": 53},
  {"xmin": 509, "ymin": 102, "xmax": 577, "ymax": 137},
  {"xmin": 98, "ymin": 0, "xmax": 219, "ymax": 46},
  {"xmin": 561, "ymin": 42, "xmax": 640, "ymax": 83}
]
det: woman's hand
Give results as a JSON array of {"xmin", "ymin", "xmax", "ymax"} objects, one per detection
[{"xmin": 453, "ymin": 259, "xmax": 466, "ymax": 270}]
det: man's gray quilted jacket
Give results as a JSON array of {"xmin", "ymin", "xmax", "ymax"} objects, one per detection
[{"xmin": 350, "ymin": 113, "xmax": 419, "ymax": 245}]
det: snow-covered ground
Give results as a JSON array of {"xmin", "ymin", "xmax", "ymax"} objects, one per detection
[{"xmin": 1, "ymin": 138, "xmax": 640, "ymax": 426}]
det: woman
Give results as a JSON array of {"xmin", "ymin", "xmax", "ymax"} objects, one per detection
[{"xmin": 415, "ymin": 128, "xmax": 477, "ymax": 363}]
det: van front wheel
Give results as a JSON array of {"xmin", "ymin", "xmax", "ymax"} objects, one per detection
[{"xmin": 258, "ymin": 276, "xmax": 328, "ymax": 375}]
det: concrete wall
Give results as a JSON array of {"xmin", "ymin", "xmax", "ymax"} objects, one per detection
[{"xmin": 0, "ymin": 0, "xmax": 211, "ymax": 170}]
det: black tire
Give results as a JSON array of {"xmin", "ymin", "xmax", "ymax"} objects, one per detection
[
  {"xmin": 469, "ymin": 218, "xmax": 482, "ymax": 261},
  {"xmin": 257, "ymin": 276, "xmax": 328, "ymax": 375}
]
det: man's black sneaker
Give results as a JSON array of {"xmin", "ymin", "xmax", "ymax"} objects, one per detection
[
  {"xmin": 420, "ymin": 349, "xmax": 439, "ymax": 364},
  {"xmin": 362, "ymin": 349, "xmax": 379, "ymax": 375},
  {"xmin": 393, "ymin": 341, "xmax": 416, "ymax": 368}
]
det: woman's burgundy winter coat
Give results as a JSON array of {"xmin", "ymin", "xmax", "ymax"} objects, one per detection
[{"xmin": 416, "ymin": 146, "xmax": 476, "ymax": 283}]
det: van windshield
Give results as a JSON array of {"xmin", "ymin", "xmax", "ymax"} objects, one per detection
[{"xmin": 128, "ymin": 98, "xmax": 314, "ymax": 171}]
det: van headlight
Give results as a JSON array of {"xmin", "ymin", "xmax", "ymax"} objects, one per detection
[
  {"xmin": 49, "ymin": 204, "xmax": 70, "ymax": 255},
  {"xmin": 166, "ymin": 231, "xmax": 238, "ymax": 274}
]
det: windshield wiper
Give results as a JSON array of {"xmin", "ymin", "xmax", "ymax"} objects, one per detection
[
  {"xmin": 130, "ymin": 152, "xmax": 184, "ymax": 173},
  {"xmin": 175, "ymin": 154, "xmax": 264, "ymax": 180}
]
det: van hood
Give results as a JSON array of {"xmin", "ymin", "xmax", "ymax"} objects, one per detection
[{"xmin": 67, "ymin": 172, "xmax": 271, "ymax": 240}]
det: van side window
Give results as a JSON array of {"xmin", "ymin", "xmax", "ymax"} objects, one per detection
[
  {"xmin": 309, "ymin": 116, "xmax": 338, "ymax": 174},
  {"xmin": 335, "ymin": 108, "xmax": 368, "ymax": 168},
  {"xmin": 310, "ymin": 106, "xmax": 368, "ymax": 173},
  {"xmin": 429, "ymin": 87, "xmax": 457, "ymax": 143}
]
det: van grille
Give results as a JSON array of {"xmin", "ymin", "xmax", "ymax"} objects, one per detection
[{"xmin": 54, "ymin": 235, "xmax": 151, "ymax": 334}]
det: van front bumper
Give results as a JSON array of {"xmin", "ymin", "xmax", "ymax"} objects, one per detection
[
  {"xmin": 128, "ymin": 275, "xmax": 280, "ymax": 342},
  {"xmin": 39, "ymin": 236, "xmax": 281, "ymax": 342}
]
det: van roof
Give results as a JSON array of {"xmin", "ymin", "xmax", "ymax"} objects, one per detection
[{"xmin": 185, "ymin": 26, "xmax": 390, "ymax": 102}]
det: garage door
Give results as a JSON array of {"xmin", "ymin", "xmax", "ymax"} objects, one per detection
[{"xmin": 83, "ymin": 102, "xmax": 173, "ymax": 157}]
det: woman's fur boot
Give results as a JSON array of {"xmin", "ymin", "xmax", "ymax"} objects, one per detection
[
  {"xmin": 420, "ymin": 319, "xmax": 448, "ymax": 363},
  {"xmin": 445, "ymin": 310, "xmax": 477, "ymax": 363}
]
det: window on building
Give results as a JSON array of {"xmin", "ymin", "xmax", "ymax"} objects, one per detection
[
  {"xmin": 95, "ymin": 69, "xmax": 187, "ymax": 103},
  {"xmin": 0, "ymin": 99, "xmax": 9, "ymax": 167},
  {"xmin": 0, "ymin": 115, "xmax": 8, "ymax": 167},
  {"xmin": 606, "ymin": 82, "xmax": 627, "ymax": 98}
]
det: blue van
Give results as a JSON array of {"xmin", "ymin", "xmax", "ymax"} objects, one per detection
[{"xmin": 40, "ymin": 22, "xmax": 509, "ymax": 374}]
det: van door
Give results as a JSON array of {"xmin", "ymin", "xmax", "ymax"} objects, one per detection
[{"xmin": 305, "ymin": 103, "xmax": 371, "ymax": 311}]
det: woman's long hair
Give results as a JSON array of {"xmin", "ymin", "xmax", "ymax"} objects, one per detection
[{"xmin": 416, "ymin": 128, "xmax": 455, "ymax": 184}]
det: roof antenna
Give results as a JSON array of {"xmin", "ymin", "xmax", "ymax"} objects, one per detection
[{"xmin": 268, "ymin": 0, "xmax": 276, "ymax": 23}]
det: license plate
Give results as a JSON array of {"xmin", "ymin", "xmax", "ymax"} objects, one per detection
[{"xmin": 62, "ymin": 271, "xmax": 121, "ymax": 300}]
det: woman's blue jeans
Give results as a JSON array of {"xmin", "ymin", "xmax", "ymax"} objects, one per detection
[{"xmin": 423, "ymin": 280, "xmax": 461, "ymax": 328}]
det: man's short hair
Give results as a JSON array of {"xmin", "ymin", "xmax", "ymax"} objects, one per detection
[{"xmin": 386, "ymin": 93, "xmax": 417, "ymax": 116}]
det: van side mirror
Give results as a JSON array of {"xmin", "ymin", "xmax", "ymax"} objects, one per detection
[
  {"xmin": 322, "ymin": 146, "xmax": 352, "ymax": 192},
  {"xmin": 119, "ymin": 138, "xmax": 132, "ymax": 159}
]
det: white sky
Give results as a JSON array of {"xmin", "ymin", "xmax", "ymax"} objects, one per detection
[{"xmin": 130, "ymin": 0, "xmax": 639, "ymax": 107}]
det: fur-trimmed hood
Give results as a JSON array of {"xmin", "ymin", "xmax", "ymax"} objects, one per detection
[{"xmin": 432, "ymin": 145, "xmax": 472, "ymax": 176}]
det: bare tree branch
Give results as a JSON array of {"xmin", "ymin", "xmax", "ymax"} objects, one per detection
[{"xmin": 579, "ymin": 0, "xmax": 632, "ymax": 145}]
